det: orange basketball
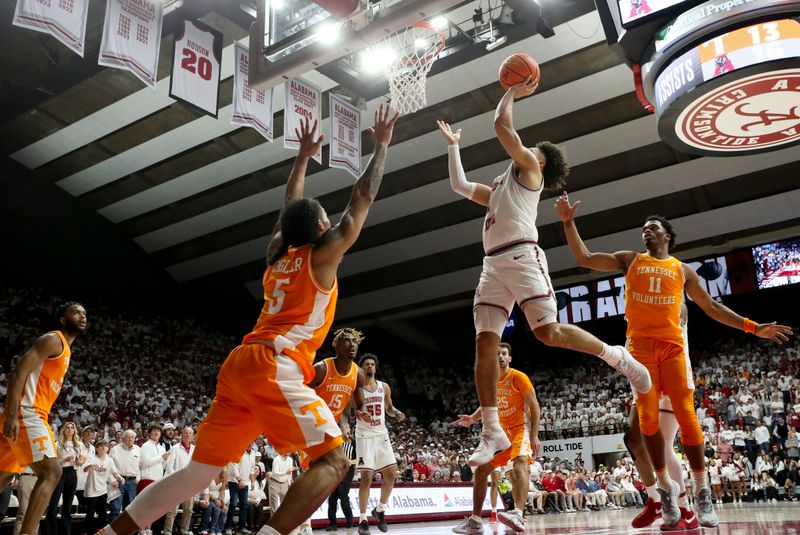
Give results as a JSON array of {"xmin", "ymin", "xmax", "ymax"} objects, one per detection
[{"xmin": 499, "ymin": 53, "xmax": 540, "ymax": 91}]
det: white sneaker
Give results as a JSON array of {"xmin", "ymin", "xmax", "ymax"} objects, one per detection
[
  {"xmin": 695, "ymin": 487, "xmax": 719, "ymax": 527},
  {"xmin": 497, "ymin": 510, "xmax": 525, "ymax": 533},
  {"xmin": 298, "ymin": 528, "xmax": 313, "ymax": 535},
  {"xmin": 612, "ymin": 346, "xmax": 652, "ymax": 393},
  {"xmin": 452, "ymin": 516, "xmax": 483, "ymax": 534},
  {"xmin": 657, "ymin": 480, "xmax": 681, "ymax": 528},
  {"xmin": 468, "ymin": 427, "xmax": 511, "ymax": 467}
]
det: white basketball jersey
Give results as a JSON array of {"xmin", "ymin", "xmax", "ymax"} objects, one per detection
[
  {"xmin": 482, "ymin": 162, "xmax": 543, "ymax": 255},
  {"xmin": 356, "ymin": 381, "xmax": 388, "ymax": 438},
  {"xmin": 171, "ymin": 20, "xmax": 222, "ymax": 116}
]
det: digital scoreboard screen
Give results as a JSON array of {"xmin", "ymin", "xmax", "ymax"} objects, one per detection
[
  {"xmin": 618, "ymin": 0, "xmax": 692, "ymax": 27},
  {"xmin": 753, "ymin": 238, "xmax": 800, "ymax": 289}
]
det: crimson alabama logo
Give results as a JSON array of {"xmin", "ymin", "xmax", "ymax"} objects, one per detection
[{"xmin": 675, "ymin": 69, "xmax": 800, "ymax": 152}]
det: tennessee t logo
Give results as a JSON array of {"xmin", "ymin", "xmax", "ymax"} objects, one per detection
[
  {"xmin": 32, "ymin": 436, "xmax": 49, "ymax": 452},
  {"xmin": 300, "ymin": 401, "xmax": 327, "ymax": 427}
]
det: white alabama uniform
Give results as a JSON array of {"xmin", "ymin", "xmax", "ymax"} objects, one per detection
[
  {"xmin": 474, "ymin": 162, "xmax": 557, "ymax": 335},
  {"xmin": 356, "ymin": 381, "xmax": 396, "ymax": 472}
]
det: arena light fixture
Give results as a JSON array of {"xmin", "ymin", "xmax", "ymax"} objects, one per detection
[
  {"xmin": 361, "ymin": 46, "xmax": 397, "ymax": 74},
  {"xmin": 414, "ymin": 38, "xmax": 428, "ymax": 49},
  {"xmin": 315, "ymin": 22, "xmax": 341, "ymax": 44},
  {"xmin": 271, "ymin": 0, "xmax": 285, "ymax": 9},
  {"xmin": 430, "ymin": 16, "xmax": 448, "ymax": 30}
]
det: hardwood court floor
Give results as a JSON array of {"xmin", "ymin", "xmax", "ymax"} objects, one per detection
[{"xmin": 314, "ymin": 502, "xmax": 800, "ymax": 534}]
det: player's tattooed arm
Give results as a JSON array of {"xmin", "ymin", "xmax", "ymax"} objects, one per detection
[{"xmin": 384, "ymin": 383, "xmax": 405, "ymax": 421}]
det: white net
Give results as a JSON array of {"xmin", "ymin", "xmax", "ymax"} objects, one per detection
[{"xmin": 377, "ymin": 23, "xmax": 444, "ymax": 115}]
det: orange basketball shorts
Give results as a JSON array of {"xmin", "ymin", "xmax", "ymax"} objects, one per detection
[
  {"xmin": 491, "ymin": 424, "xmax": 532, "ymax": 469},
  {"xmin": 629, "ymin": 337, "xmax": 703, "ymax": 446},
  {"xmin": 193, "ymin": 343, "xmax": 342, "ymax": 467},
  {"xmin": 0, "ymin": 407, "xmax": 57, "ymax": 473}
]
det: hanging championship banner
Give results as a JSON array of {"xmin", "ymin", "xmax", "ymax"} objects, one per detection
[
  {"xmin": 328, "ymin": 93, "xmax": 361, "ymax": 177},
  {"xmin": 169, "ymin": 20, "xmax": 222, "ymax": 117},
  {"xmin": 231, "ymin": 43, "xmax": 273, "ymax": 141},
  {"xmin": 98, "ymin": 0, "xmax": 164, "ymax": 89},
  {"xmin": 284, "ymin": 78, "xmax": 321, "ymax": 163},
  {"xmin": 12, "ymin": 0, "xmax": 90, "ymax": 57}
]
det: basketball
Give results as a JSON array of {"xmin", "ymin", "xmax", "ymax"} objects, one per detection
[{"xmin": 499, "ymin": 53, "xmax": 540, "ymax": 91}]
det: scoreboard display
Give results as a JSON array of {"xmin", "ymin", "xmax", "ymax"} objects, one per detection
[{"xmin": 595, "ymin": 0, "xmax": 800, "ymax": 155}]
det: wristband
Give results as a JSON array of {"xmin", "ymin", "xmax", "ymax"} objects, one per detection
[{"xmin": 743, "ymin": 318, "xmax": 757, "ymax": 334}]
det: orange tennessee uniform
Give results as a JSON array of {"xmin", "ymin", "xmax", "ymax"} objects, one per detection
[
  {"xmin": 491, "ymin": 368, "xmax": 535, "ymax": 468},
  {"xmin": 243, "ymin": 245, "xmax": 339, "ymax": 383},
  {"xmin": 625, "ymin": 253, "xmax": 685, "ymax": 345},
  {"xmin": 0, "ymin": 330, "xmax": 69, "ymax": 472},
  {"xmin": 314, "ymin": 358, "xmax": 358, "ymax": 423}
]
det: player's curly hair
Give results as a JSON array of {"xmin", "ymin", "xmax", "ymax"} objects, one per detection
[
  {"xmin": 359, "ymin": 353, "xmax": 378, "ymax": 366},
  {"xmin": 268, "ymin": 198, "xmax": 326, "ymax": 265},
  {"xmin": 536, "ymin": 141, "xmax": 569, "ymax": 191},
  {"xmin": 644, "ymin": 214, "xmax": 677, "ymax": 252},
  {"xmin": 332, "ymin": 327, "xmax": 364, "ymax": 348}
]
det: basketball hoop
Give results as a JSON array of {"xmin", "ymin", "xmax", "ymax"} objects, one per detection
[{"xmin": 375, "ymin": 21, "xmax": 446, "ymax": 115}]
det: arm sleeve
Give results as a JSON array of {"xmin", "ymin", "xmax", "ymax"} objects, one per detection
[{"xmin": 447, "ymin": 145, "xmax": 476, "ymax": 200}]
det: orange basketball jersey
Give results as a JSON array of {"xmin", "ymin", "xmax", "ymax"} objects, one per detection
[
  {"xmin": 21, "ymin": 330, "xmax": 71, "ymax": 415},
  {"xmin": 314, "ymin": 358, "xmax": 358, "ymax": 423},
  {"xmin": 243, "ymin": 245, "xmax": 338, "ymax": 383},
  {"xmin": 497, "ymin": 368, "xmax": 534, "ymax": 429},
  {"xmin": 625, "ymin": 253, "xmax": 685, "ymax": 345}
]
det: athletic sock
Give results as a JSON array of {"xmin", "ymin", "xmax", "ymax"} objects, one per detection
[
  {"xmin": 258, "ymin": 527, "xmax": 279, "ymax": 535},
  {"xmin": 512, "ymin": 508, "xmax": 523, "ymax": 517},
  {"xmin": 596, "ymin": 343, "xmax": 622, "ymax": 367},
  {"xmin": 690, "ymin": 469, "xmax": 708, "ymax": 493},
  {"xmin": 377, "ymin": 502, "xmax": 387, "ymax": 513},
  {"xmin": 482, "ymin": 407, "xmax": 501, "ymax": 430},
  {"xmin": 678, "ymin": 494, "xmax": 689, "ymax": 509},
  {"xmin": 656, "ymin": 468, "xmax": 672, "ymax": 491},
  {"xmin": 360, "ymin": 514, "xmax": 368, "ymax": 522},
  {"xmin": 491, "ymin": 506, "xmax": 497, "ymax": 513},
  {"xmin": 646, "ymin": 484, "xmax": 661, "ymax": 502},
  {"xmin": 101, "ymin": 527, "xmax": 119, "ymax": 535},
  {"xmin": 471, "ymin": 514, "xmax": 482, "ymax": 524}
]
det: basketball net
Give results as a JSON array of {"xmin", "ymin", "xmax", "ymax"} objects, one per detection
[{"xmin": 377, "ymin": 21, "xmax": 445, "ymax": 115}]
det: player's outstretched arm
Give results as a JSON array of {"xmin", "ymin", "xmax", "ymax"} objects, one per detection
[
  {"xmin": 3, "ymin": 332, "xmax": 63, "ymax": 441},
  {"xmin": 436, "ymin": 120, "xmax": 490, "ymax": 206},
  {"xmin": 555, "ymin": 192, "xmax": 635, "ymax": 272},
  {"xmin": 494, "ymin": 77, "xmax": 540, "ymax": 176},
  {"xmin": 452, "ymin": 408, "xmax": 482, "ymax": 427},
  {"xmin": 314, "ymin": 104, "xmax": 399, "ymax": 276},
  {"xmin": 266, "ymin": 118, "xmax": 324, "ymax": 263},
  {"xmin": 683, "ymin": 264, "xmax": 794, "ymax": 343},
  {"xmin": 524, "ymin": 388, "xmax": 542, "ymax": 457}
]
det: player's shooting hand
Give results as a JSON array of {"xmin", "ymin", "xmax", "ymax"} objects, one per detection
[
  {"xmin": 554, "ymin": 191, "xmax": 581, "ymax": 223},
  {"xmin": 452, "ymin": 414, "xmax": 475, "ymax": 427},
  {"xmin": 436, "ymin": 120, "xmax": 461, "ymax": 146},
  {"xmin": 3, "ymin": 417, "xmax": 19, "ymax": 442},
  {"xmin": 369, "ymin": 103, "xmax": 400, "ymax": 148},
  {"xmin": 511, "ymin": 76, "xmax": 538, "ymax": 99},
  {"xmin": 355, "ymin": 410, "xmax": 373, "ymax": 425},
  {"xmin": 755, "ymin": 322, "xmax": 793, "ymax": 344},
  {"xmin": 294, "ymin": 117, "xmax": 324, "ymax": 159}
]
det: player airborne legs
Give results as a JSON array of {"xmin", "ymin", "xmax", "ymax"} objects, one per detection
[
  {"xmin": 437, "ymin": 77, "xmax": 651, "ymax": 469},
  {"xmin": 102, "ymin": 105, "xmax": 400, "ymax": 535},
  {"xmin": 555, "ymin": 192, "xmax": 793, "ymax": 528}
]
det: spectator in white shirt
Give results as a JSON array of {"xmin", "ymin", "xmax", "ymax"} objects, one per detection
[
  {"xmin": 76, "ymin": 425, "xmax": 97, "ymax": 512},
  {"xmin": 224, "ymin": 446, "xmax": 255, "ymax": 535},
  {"xmin": 267, "ymin": 453, "xmax": 294, "ymax": 515},
  {"xmin": 138, "ymin": 425, "xmax": 169, "ymax": 535},
  {"xmin": 109, "ymin": 430, "xmax": 141, "ymax": 521},
  {"xmin": 754, "ymin": 422, "xmax": 771, "ymax": 452},
  {"xmin": 84, "ymin": 440, "xmax": 123, "ymax": 535},
  {"xmin": 164, "ymin": 427, "xmax": 196, "ymax": 535},
  {"xmin": 246, "ymin": 464, "xmax": 267, "ymax": 530},
  {"xmin": 43, "ymin": 421, "xmax": 87, "ymax": 535}
]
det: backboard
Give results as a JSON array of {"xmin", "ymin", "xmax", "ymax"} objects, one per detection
[{"xmin": 248, "ymin": 0, "xmax": 464, "ymax": 90}]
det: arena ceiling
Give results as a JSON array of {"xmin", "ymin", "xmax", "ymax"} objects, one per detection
[{"xmin": 3, "ymin": 0, "xmax": 800, "ymax": 330}]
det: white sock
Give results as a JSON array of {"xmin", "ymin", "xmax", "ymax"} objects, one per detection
[
  {"xmin": 100, "ymin": 528, "xmax": 118, "ymax": 535},
  {"xmin": 360, "ymin": 514, "xmax": 368, "ymax": 522},
  {"xmin": 646, "ymin": 484, "xmax": 660, "ymax": 502},
  {"xmin": 512, "ymin": 508, "xmax": 523, "ymax": 516},
  {"xmin": 470, "ymin": 514, "xmax": 482, "ymax": 523},
  {"xmin": 678, "ymin": 494, "xmax": 689, "ymax": 508},
  {"xmin": 258, "ymin": 527, "xmax": 279, "ymax": 535},
  {"xmin": 690, "ymin": 470, "xmax": 708, "ymax": 493},
  {"xmin": 491, "ymin": 506, "xmax": 497, "ymax": 513},
  {"xmin": 482, "ymin": 406, "xmax": 501, "ymax": 429},
  {"xmin": 656, "ymin": 468, "xmax": 672, "ymax": 491},
  {"xmin": 596, "ymin": 343, "xmax": 622, "ymax": 367},
  {"xmin": 376, "ymin": 502, "xmax": 387, "ymax": 512}
]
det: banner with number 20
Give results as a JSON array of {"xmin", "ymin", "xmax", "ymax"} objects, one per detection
[{"xmin": 169, "ymin": 19, "xmax": 222, "ymax": 117}]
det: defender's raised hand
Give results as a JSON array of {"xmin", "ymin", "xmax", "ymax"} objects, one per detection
[
  {"xmin": 510, "ymin": 75, "xmax": 539, "ymax": 99},
  {"xmin": 436, "ymin": 120, "xmax": 462, "ymax": 146},
  {"xmin": 294, "ymin": 117, "xmax": 324, "ymax": 159},
  {"xmin": 554, "ymin": 191, "xmax": 581, "ymax": 223},
  {"xmin": 369, "ymin": 103, "xmax": 400, "ymax": 148}
]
